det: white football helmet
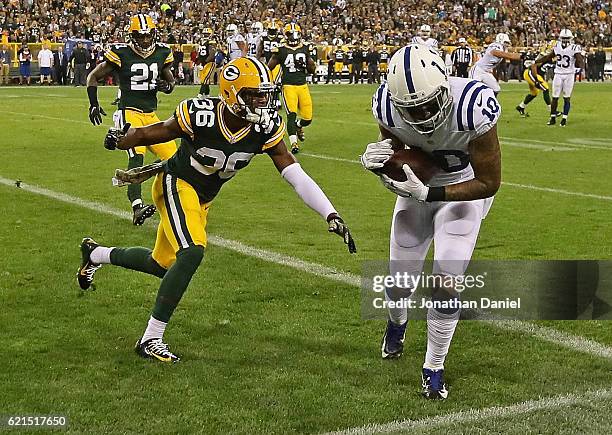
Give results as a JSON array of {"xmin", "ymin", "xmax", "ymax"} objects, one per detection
[
  {"xmin": 495, "ymin": 32, "xmax": 511, "ymax": 46},
  {"xmin": 419, "ymin": 24, "xmax": 431, "ymax": 38},
  {"xmin": 559, "ymin": 29, "xmax": 573, "ymax": 48},
  {"xmin": 251, "ymin": 21, "xmax": 263, "ymax": 35},
  {"xmin": 226, "ymin": 23, "xmax": 238, "ymax": 38},
  {"xmin": 386, "ymin": 44, "xmax": 452, "ymax": 135}
]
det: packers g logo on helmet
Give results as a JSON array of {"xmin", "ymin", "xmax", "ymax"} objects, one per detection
[
  {"xmin": 219, "ymin": 57, "xmax": 279, "ymax": 125},
  {"xmin": 128, "ymin": 14, "xmax": 157, "ymax": 57}
]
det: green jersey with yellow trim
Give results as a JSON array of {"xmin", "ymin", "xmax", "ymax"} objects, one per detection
[
  {"xmin": 274, "ymin": 44, "xmax": 310, "ymax": 85},
  {"xmin": 168, "ymin": 97, "xmax": 286, "ymax": 203},
  {"xmin": 104, "ymin": 43, "xmax": 174, "ymax": 112}
]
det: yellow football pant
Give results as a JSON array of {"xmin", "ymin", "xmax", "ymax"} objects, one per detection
[
  {"xmin": 118, "ymin": 109, "xmax": 177, "ymax": 159},
  {"xmin": 198, "ymin": 62, "xmax": 215, "ymax": 84},
  {"xmin": 151, "ymin": 172, "xmax": 210, "ymax": 269},
  {"xmin": 379, "ymin": 62, "xmax": 388, "ymax": 73},
  {"xmin": 334, "ymin": 62, "xmax": 344, "ymax": 73},
  {"xmin": 282, "ymin": 84, "xmax": 313, "ymax": 121},
  {"xmin": 524, "ymin": 69, "xmax": 549, "ymax": 96}
]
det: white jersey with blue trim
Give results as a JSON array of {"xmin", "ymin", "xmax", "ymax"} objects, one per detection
[
  {"xmin": 246, "ymin": 33, "xmax": 262, "ymax": 57},
  {"xmin": 474, "ymin": 42, "xmax": 504, "ymax": 72},
  {"xmin": 411, "ymin": 36, "xmax": 439, "ymax": 49},
  {"xmin": 371, "ymin": 77, "xmax": 501, "ymax": 187},
  {"xmin": 553, "ymin": 41, "xmax": 581, "ymax": 74},
  {"xmin": 227, "ymin": 33, "xmax": 246, "ymax": 60}
]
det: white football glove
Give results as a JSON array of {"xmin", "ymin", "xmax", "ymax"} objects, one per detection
[
  {"xmin": 380, "ymin": 164, "xmax": 429, "ymax": 202},
  {"xmin": 360, "ymin": 138, "xmax": 394, "ymax": 171}
]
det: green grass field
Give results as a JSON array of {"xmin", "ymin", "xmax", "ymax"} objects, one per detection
[{"xmin": 1, "ymin": 82, "xmax": 611, "ymax": 434}]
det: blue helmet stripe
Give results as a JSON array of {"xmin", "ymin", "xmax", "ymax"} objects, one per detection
[
  {"xmin": 456, "ymin": 80, "xmax": 480, "ymax": 131},
  {"xmin": 403, "ymin": 46, "xmax": 415, "ymax": 94},
  {"xmin": 466, "ymin": 85, "xmax": 488, "ymax": 130},
  {"xmin": 375, "ymin": 85, "xmax": 384, "ymax": 123}
]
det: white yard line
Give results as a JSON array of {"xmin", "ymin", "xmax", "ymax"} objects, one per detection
[
  {"xmin": 324, "ymin": 387, "xmax": 612, "ymax": 434},
  {"xmin": 300, "ymin": 152, "xmax": 612, "ymax": 201},
  {"xmin": 1, "ymin": 175, "xmax": 611, "ymax": 363}
]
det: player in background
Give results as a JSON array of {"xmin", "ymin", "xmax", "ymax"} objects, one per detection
[
  {"xmin": 516, "ymin": 45, "xmax": 551, "ymax": 117},
  {"xmin": 259, "ymin": 21, "xmax": 283, "ymax": 81},
  {"xmin": 87, "ymin": 14, "xmax": 177, "ymax": 226},
  {"xmin": 469, "ymin": 33, "xmax": 521, "ymax": 94},
  {"xmin": 196, "ymin": 27, "xmax": 217, "ymax": 99},
  {"xmin": 361, "ymin": 44, "xmax": 501, "ymax": 399},
  {"xmin": 78, "ymin": 57, "xmax": 356, "ymax": 363},
  {"xmin": 379, "ymin": 45, "xmax": 390, "ymax": 81},
  {"xmin": 268, "ymin": 23, "xmax": 316, "ymax": 154},
  {"xmin": 412, "ymin": 25, "xmax": 439, "ymax": 51},
  {"xmin": 226, "ymin": 23, "xmax": 247, "ymax": 60},
  {"xmin": 247, "ymin": 21, "xmax": 264, "ymax": 60},
  {"xmin": 534, "ymin": 29, "xmax": 584, "ymax": 126}
]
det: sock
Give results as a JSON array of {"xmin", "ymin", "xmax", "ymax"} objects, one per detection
[
  {"xmin": 543, "ymin": 89, "xmax": 551, "ymax": 105},
  {"xmin": 141, "ymin": 315, "xmax": 167, "ymax": 342},
  {"xmin": 151, "ymin": 245, "xmax": 204, "ymax": 322},
  {"xmin": 289, "ymin": 134, "xmax": 298, "ymax": 145},
  {"xmin": 423, "ymin": 290, "xmax": 460, "ymax": 370},
  {"xmin": 110, "ymin": 247, "xmax": 167, "ymax": 278},
  {"xmin": 522, "ymin": 94, "xmax": 536, "ymax": 106},
  {"xmin": 90, "ymin": 246, "xmax": 114, "ymax": 264},
  {"xmin": 286, "ymin": 112, "xmax": 297, "ymax": 136},
  {"xmin": 563, "ymin": 100, "xmax": 571, "ymax": 116},
  {"xmin": 518, "ymin": 102, "xmax": 526, "ymax": 109},
  {"xmin": 127, "ymin": 154, "xmax": 144, "ymax": 205},
  {"xmin": 296, "ymin": 119, "xmax": 302, "ymax": 128},
  {"xmin": 384, "ymin": 285, "xmax": 413, "ymax": 325},
  {"xmin": 131, "ymin": 199, "xmax": 142, "ymax": 209},
  {"xmin": 199, "ymin": 83, "xmax": 210, "ymax": 96}
]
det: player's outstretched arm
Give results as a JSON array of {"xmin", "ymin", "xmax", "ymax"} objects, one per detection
[
  {"xmin": 86, "ymin": 61, "xmax": 115, "ymax": 125},
  {"xmin": 155, "ymin": 64, "xmax": 175, "ymax": 94},
  {"xmin": 491, "ymin": 49, "xmax": 522, "ymax": 61},
  {"xmin": 267, "ymin": 140, "xmax": 357, "ymax": 253},
  {"xmin": 104, "ymin": 117, "xmax": 183, "ymax": 151}
]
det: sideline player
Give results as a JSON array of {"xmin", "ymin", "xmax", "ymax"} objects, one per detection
[
  {"xmin": 268, "ymin": 23, "xmax": 316, "ymax": 154},
  {"xmin": 196, "ymin": 27, "xmax": 217, "ymax": 98},
  {"xmin": 87, "ymin": 14, "xmax": 177, "ymax": 225},
  {"xmin": 534, "ymin": 29, "xmax": 584, "ymax": 126},
  {"xmin": 78, "ymin": 57, "xmax": 356, "ymax": 363},
  {"xmin": 469, "ymin": 33, "xmax": 521, "ymax": 94},
  {"xmin": 361, "ymin": 44, "xmax": 501, "ymax": 399}
]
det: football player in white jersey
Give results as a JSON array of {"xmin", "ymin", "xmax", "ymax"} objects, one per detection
[
  {"xmin": 226, "ymin": 23, "xmax": 247, "ymax": 60},
  {"xmin": 411, "ymin": 25, "xmax": 439, "ymax": 50},
  {"xmin": 247, "ymin": 21, "xmax": 264, "ymax": 60},
  {"xmin": 361, "ymin": 44, "xmax": 502, "ymax": 400},
  {"xmin": 469, "ymin": 33, "xmax": 521, "ymax": 94},
  {"xmin": 534, "ymin": 29, "xmax": 584, "ymax": 126}
]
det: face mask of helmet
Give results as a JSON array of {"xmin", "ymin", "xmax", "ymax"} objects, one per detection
[
  {"xmin": 392, "ymin": 86, "xmax": 452, "ymax": 135},
  {"xmin": 232, "ymin": 84, "xmax": 279, "ymax": 126},
  {"xmin": 131, "ymin": 30, "xmax": 155, "ymax": 56},
  {"xmin": 561, "ymin": 37, "xmax": 571, "ymax": 48},
  {"xmin": 286, "ymin": 31, "xmax": 300, "ymax": 45}
]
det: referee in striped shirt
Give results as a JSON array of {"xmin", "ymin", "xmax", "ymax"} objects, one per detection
[{"xmin": 451, "ymin": 38, "xmax": 473, "ymax": 78}]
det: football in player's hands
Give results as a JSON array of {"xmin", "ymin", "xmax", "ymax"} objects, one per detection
[{"xmin": 375, "ymin": 148, "xmax": 439, "ymax": 184}]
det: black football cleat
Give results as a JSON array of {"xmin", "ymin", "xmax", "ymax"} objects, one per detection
[
  {"xmin": 547, "ymin": 117, "xmax": 556, "ymax": 126},
  {"xmin": 560, "ymin": 118, "xmax": 567, "ymax": 127},
  {"xmin": 77, "ymin": 237, "xmax": 101, "ymax": 290},
  {"xmin": 296, "ymin": 126, "xmax": 306, "ymax": 142},
  {"xmin": 132, "ymin": 204, "xmax": 156, "ymax": 226},
  {"xmin": 515, "ymin": 105, "xmax": 528, "ymax": 117},
  {"xmin": 381, "ymin": 319, "xmax": 407, "ymax": 359},
  {"xmin": 135, "ymin": 338, "xmax": 180, "ymax": 363},
  {"xmin": 421, "ymin": 368, "xmax": 449, "ymax": 400},
  {"xmin": 291, "ymin": 144, "xmax": 300, "ymax": 155}
]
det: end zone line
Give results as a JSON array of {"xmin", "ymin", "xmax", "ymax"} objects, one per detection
[
  {"xmin": 1, "ymin": 176, "xmax": 611, "ymax": 363},
  {"xmin": 323, "ymin": 387, "xmax": 612, "ymax": 435},
  {"xmin": 300, "ymin": 152, "xmax": 612, "ymax": 202}
]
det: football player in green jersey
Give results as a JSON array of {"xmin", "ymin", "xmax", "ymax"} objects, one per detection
[
  {"xmin": 268, "ymin": 23, "xmax": 315, "ymax": 154},
  {"xmin": 196, "ymin": 27, "xmax": 217, "ymax": 99},
  {"xmin": 86, "ymin": 14, "xmax": 177, "ymax": 226},
  {"xmin": 77, "ymin": 57, "xmax": 356, "ymax": 363}
]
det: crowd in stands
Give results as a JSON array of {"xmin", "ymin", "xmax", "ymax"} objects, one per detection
[{"xmin": 2, "ymin": 0, "xmax": 611, "ymax": 48}]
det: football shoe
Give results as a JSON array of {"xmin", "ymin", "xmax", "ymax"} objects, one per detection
[
  {"xmin": 515, "ymin": 105, "xmax": 528, "ymax": 117},
  {"xmin": 291, "ymin": 144, "xmax": 300, "ymax": 154},
  {"xmin": 133, "ymin": 203, "xmax": 156, "ymax": 226},
  {"xmin": 381, "ymin": 319, "xmax": 407, "ymax": 359},
  {"xmin": 135, "ymin": 338, "xmax": 180, "ymax": 363},
  {"xmin": 560, "ymin": 118, "xmax": 567, "ymax": 127},
  {"xmin": 421, "ymin": 368, "xmax": 449, "ymax": 400},
  {"xmin": 546, "ymin": 117, "xmax": 556, "ymax": 125},
  {"xmin": 296, "ymin": 126, "xmax": 306, "ymax": 142},
  {"xmin": 77, "ymin": 237, "xmax": 101, "ymax": 290}
]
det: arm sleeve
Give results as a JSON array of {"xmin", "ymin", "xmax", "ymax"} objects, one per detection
[
  {"xmin": 104, "ymin": 47, "xmax": 121, "ymax": 67},
  {"xmin": 281, "ymin": 163, "xmax": 337, "ymax": 220}
]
